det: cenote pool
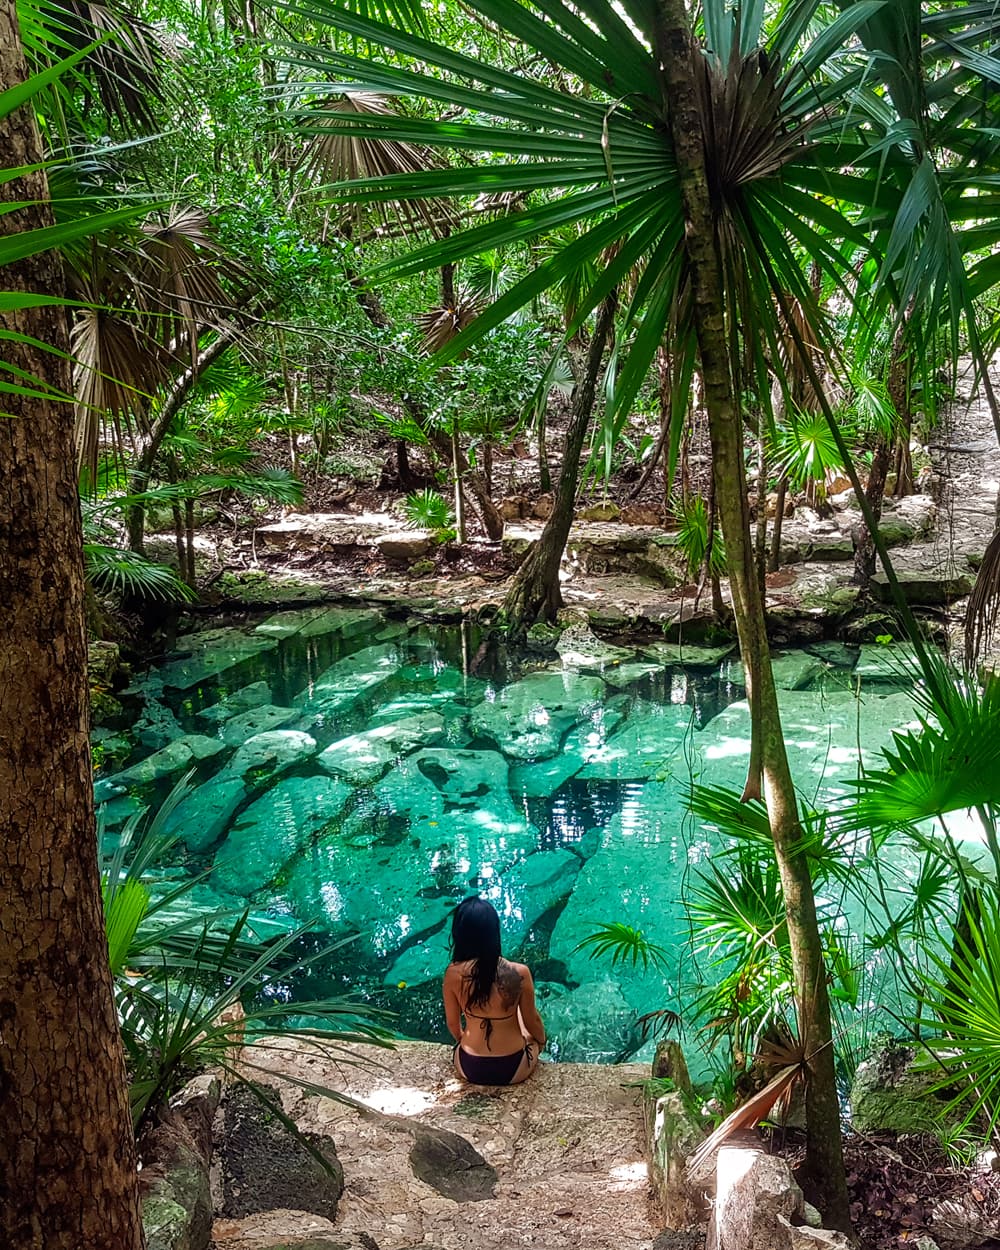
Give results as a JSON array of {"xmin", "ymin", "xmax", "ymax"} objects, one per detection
[{"xmin": 93, "ymin": 606, "xmax": 938, "ymax": 1072}]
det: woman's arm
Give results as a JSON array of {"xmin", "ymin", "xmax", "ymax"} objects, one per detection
[
  {"xmin": 517, "ymin": 965, "xmax": 546, "ymax": 1047},
  {"xmin": 442, "ymin": 965, "xmax": 464, "ymax": 1043}
]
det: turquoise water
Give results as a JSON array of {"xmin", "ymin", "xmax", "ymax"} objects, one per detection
[{"xmin": 94, "ymin": 607, "xmax": 933, "ymax": 1069}]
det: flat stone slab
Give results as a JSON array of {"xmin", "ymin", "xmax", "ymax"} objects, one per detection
[
  {"xmin": 294, "ymin": 644, "xmax": 402, "ymax": 725},
  {"xmin": 198, "ymin": 681, "xmax": 273, "ymax": 723},
  {"xmin": 470, "ymin": 670, "xmax": 605, "ymax": 760},
  {"xmin": 870, "ymin": 568, "xmax": 974, "ymax": 604},
  {"xmin": 165, "ymin": 774, "xmax": 248, "ymax": 854},
  {"xmin": 577, "ymin": 701, "xmax": 695, "ymax": 782},
  {"xmin": 854, "ymin": 643, "xmax": 922, "ymax": 682},
  {"xmin": 640, "ymin": 642, "xmax": 737, "ymax": 669},
  {"xmin": 228, "ymin": 730, "xmax": 319, "ymax": 781},
  {"xmin": 157, "ymin": 629, "xmax": 279, "ymax": 691},
  {"xmin": 213, "ymin": 775, "xmax": 352, "ymax": 898},
  {"xmin": 219, "ymin": 1040, "xmax": 658, "ymax": 1250},
  {"xmin": 102, "ymin": 734, "xmax": 228, "ymax": 789},
  {"xmin": 555, "ymin": 626, "xmax": 634, "ymax": 670},
  {"xmin": 219, "ymin": 705, "xmax": 299, "ymax": 746},
  {"xmin": 510, "ymin": 710, "xmax": 623, "ymax": 797},
  {"xmin": 316, "ymin": 714, "xmax": 446, "ymax": 784}
]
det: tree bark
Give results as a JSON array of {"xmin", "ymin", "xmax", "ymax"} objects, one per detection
[
  {"xmin": 853, "ymin": 437, "xmax": 890, "ymax": 589},
  {"xmin": 0, "ymin": 11, "xmax": 145, "ymax": 1248},
  {"xmin": 654, "ymin": 3, "xmax": 851, "ymax": 1230},
  {"xmin": 501, "ymin": 296, "xmax": 617, "ymax": 633}
]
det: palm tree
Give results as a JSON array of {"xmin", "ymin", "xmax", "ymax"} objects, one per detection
[{"xmin": 285, "ymin": 0, "xmax": 919, "ymax": 1224}]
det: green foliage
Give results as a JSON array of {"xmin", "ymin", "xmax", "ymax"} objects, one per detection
[
  {"xmin": 404, "ymin": 488, "xmax": 453, "ymax": 533},
  {"xmin": 101, "ymin": 780, "xmax": 392, "ymax": 1130},
  {"xmin": 672, "ymin": 495, "xmax": 726, "ymax": 581},
  {"xmin": 573, "ymin": 922, "xmax": 669, "ymax": 972},
  {"xmin": 84, "ymin": 543, "xmax": 197, "ymax": 602},
  {"xmin": 771, "ymin": 409, "xmax": 848, "ymax": 491}
]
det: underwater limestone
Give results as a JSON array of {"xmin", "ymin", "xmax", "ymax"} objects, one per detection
[
  {"xmin": 601, "ymin": 661, "xmax": 664, "ymax": 691},
  {"xmin": 509, "ymin": 710, "xmax": 624, "ymax": 798},
  {"xmin": 576, "ymin": 700, "xmax": 696, "ymax": 783},
  {"xmin": 640, "ymin": 641, "xmax": 738, "ymax": 669},
  {"xmin": 196, "ymin": 680, "xmax": 272, "ymax": 723},
  {"xmin": 98, "ymin": 734, "xmax": 228, "ymax": 794},
  {"xmin": 854, "ymin": 642, "xmax": 922, "ymax": 683},
  {"xmin": 218, "ymin": 704, "xmax": 300, "ymax": 746},
  {"xmin": 213, "ymin": 774, "xmax": 352, "ymax": 898},
  {"xmin": 698, "ymin": 686, "xmax": 921, "ymax": 805},
  {"xmin": 293, "ymin": 643, "xmax": 402, "ymax": 726},
  {"xmin": 548, "ymin": 780, "xmax": 691, "ymax": 1015},
  {"xmin": 383, "ymin": 848, "xmax": 582, "ymax": 988},
  {"xmin": 226, "ymin": 729, "xmax": 319, "ymax": 782},
  {"xmin": 725, "ymin": 651, "xmax": 827, "ymax": 691},
  {"xmin": 538, "ymin": 979, "xmax": 642, "ymax": 1063},
  {"xmin": 254, "ymin": 605, "xmax": 383, "ymax": 640},
  {"xmin": 163, "ymin": 774, "xmax": 249, "ymax": 854},
  {"xmin": 470, "ymin": 670, "xmax": 606, "ymax": 760},
  {"xmin": 316, "ymin": 712, "xmax": 447, "ymax": 784},
  {"xmin": 156, "ymin": 627, "xmax": 279, "ymax": 691}
]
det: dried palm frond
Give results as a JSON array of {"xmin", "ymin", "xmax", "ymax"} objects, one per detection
[
  {"xmin": 686, "ymin": 1063, "xmax": 802, "ymax": 1179},
  {"xmin": 137, "ymin": 207, "xmax": 242, "ymax": 357},
  {"xmin": 71, "ymin": 305, "xmax": 168, "ymax": 477},
  {"xmin": 304, "ymin": 92, "xmax": 456, "ymax": 237},
  {"xmin": 965, "ymin": 526, "xmax": 1000, "ymax": 671},
  {"xmin": 33, "ymin": 0, "xmax": 169, "ymax": 133},
  {"xmin": 416, "ymin": 289, "xmax": 482, "ymax": 355}
]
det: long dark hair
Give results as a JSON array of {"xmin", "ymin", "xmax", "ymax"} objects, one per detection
[{"xmin": 450, "ymin": 896, "xmax": 501, "ymax": 1009}]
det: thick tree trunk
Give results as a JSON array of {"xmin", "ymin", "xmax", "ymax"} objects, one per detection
[
  {"xmin": 501, "ymin": 296, "xmax": 617, "ymax": 633},
  {"xmin": 654, "ymin": 3, "xmax": 851, "ymax": 1230},
  {"xmin": 0, "ymin": 12, "xmax": 145, "ymax": 1248}
]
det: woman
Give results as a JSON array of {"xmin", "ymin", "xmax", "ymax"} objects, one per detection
[{"xmin": 443, "ymin": 896, "xmax": 546, "ymax": 1086}]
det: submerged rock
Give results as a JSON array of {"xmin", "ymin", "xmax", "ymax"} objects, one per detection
[
  {"xmin": 255, "ymin": 605, "xmax": 382, "ymax": 640},
  {"xmin": 196, "ymin": 680, "xmax": 272, "ymax": 723},
  {"xmin": 641, "ymin": 641, "xmax": 737, "ymax": 669},
  {"xmin": 227, "ymin": 729, "xmax": 318, "ymax": 781},
  {"xmin": 555, "ymin": 625, "xmax": 633, "ymax": 670},
  {"xmin": 854, "ymin": 642, "xmax": 922, "ymax": 682},
  {"xmin": 576, "ymin": 700, "xmax": 694, "ymax": 782},
  {"xmin": 213, "ymin": 775, "xmax": 352, "ymax": 897},
  {"xmin": 157, "ymin": 628, "xmax": 279, "ymax": 691},
  {"xmin": 294, "ymin": 643, "xmax": 401, "ymax": 725},
  {"xmin": 102, "ymin": 735, "xmax": 227, "ymax": 790},
  {"xmin": 316, "ymin": 713, "xmax": 446, "ymax": 784},
  {"xmin": 470, "ymin": 670, "xmax": 605, "ymax": 760},
  {"xmin": 164, "ymin": 774, "xmax": 248, "ymax": 854},
  {"xmin": 539, "ymin": 979, "xmax": 640, "ymax": 1062},
  {"xmin": 219, "ymin": 703, "xmax": 299, "ymax": 746},
  {"xmin": 510, "ymin": 709, "xmax": 623, "ymax": 797}
]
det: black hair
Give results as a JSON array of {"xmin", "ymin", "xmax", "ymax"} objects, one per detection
[{"xmin": 450, "ymin": 896, "xmax": 501, "ymax": 1010}]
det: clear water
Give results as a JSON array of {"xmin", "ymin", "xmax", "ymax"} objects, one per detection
[{"xmin": 94, "ymin": 608, "xmax": 932, "ymax": 1072}]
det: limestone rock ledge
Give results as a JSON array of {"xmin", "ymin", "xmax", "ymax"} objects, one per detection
[{"xmin": 210, "ymin": 1039, "xmax": 661, "ymax": 1250}]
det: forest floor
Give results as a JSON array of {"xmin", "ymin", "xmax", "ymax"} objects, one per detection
[{"xmin": 153, "ymin": 365, "xmax": 1000, "ymax": 656}]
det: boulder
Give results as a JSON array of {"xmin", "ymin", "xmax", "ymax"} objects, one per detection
[
  {"xmin": 197, "ymin": 681, "xmax": 272, "ymax": 723},
  {"xmin": 644, "ymin": 1086, "xmax": 707, "ymax": 1227},
  {"xmin": 849, "ymin": 1039, "xmax": 953, "ymax": 1135},
  {"xmin": 555, "ymin": 625, "xmax": 633, "ymax": 670},
  {"xmin": 500, "ymin": 494, "xmax": 529, "ymax": 520},
  {"xmin": 707, "ymin": 1134, "xmax": 803, "ymax": 1250},
  {"xmin": 216, "ymin": 1083, "xmax": 343, "ymax": 1222},
  {"xmin": 869, "ymin": 568, "xmax": 974, "ymax": 605},
  {"xmin": 621, "ymin": 503, "xmax": 663, "ymax": 526},
  {"xmin": 134, "ymin": 699, "xmax": 184, "ymax": 750},
  {"xmin": 316, "ymin": 713, "xmax": 446, "ymax": 784},
  {"xmin": 376, "ymin": 531, "xmax": 435, "ymax": 561},
  {"xmin": 538, "ymin": 979, "xmax": 641, "ymax": 1063},
  {"xmin": 532, "ymin": 493, "xmax": 554, "ymax": 519},
  {"xmin": 227, "ymin": 729, "xmax": 318, "ymax": 782},
  {"xmin": 213, "ymin": 775, "xmax": 352, "ymax": 897},
  {"xmin": 164, "ymin": 775, "xmax": 248, "ymax": 854},
  {"xmin": 576, "ymin": 501, "xmax": 621, "ymax": 522},
  {"xmin": 139, "ymin": 1074, "xmax": 221, "ymax": 1250},
  {"xmin": 408, "ymin": 1124, "xmax": 498, "ymax": 1201},
  {"xmin": 219, "ymin": 704, "xmax": 299, "ymax": 746},
  {"xmin": 88, "ymin": 639, "xmax": 121, "ymax": 687},
  {"xmin": 931, "ymin": 1192, "xmax": 996, "ymax": 1249},
  {"xmin": 470, "ymin": 670, "xmax": 605, "ymax": 760}
]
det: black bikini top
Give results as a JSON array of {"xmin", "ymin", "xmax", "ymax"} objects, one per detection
[{"xmin": 463, "ymin": 1007, "xmax": 516, "ymax": 1049}]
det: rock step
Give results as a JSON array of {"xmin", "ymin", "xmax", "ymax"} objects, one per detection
[{"xmin": 211, "ymin": 1040, "xmax": 661, "ymax": 1250}]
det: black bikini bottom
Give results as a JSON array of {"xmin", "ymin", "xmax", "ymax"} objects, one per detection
[{"xmin": 457, "ymin": 1044, "xmax": 529, "ymax": 1086}]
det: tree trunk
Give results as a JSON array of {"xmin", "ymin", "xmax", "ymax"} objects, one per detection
[
  {"xmin": 426, "ymin": 424, "xmax": 503, "ymax": 539},
  {"xmin": 501, "ymin": 296, "xmax": 617, "ymax": 634},
  {"xmin": 0, "ymin": 12, "xmax": 145, "ymax": 1248},
  {"xmin": 768, "ymin": 476, "xmax": 788, "ymax": 572},
  {"xmin": 853, "ymin": 437, "xmax": 890, "ymax": 589},
  {"xmin": 127, "ymin": 326, "xmax": 238, "ymax": 552},
  {"xmin": 654, "ymin": 3, "xmax": 851, "ymax": 1230}
]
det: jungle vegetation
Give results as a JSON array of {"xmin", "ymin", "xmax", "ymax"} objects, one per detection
[{"xmin": 4, "ymin": 0, "xmax": 1000, "ymax": 1243}]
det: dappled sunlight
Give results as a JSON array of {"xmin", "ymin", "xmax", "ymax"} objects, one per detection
[
  {"xmin": 607, "ymin": 1160, "xmax": 649, "ymax": 1190},
  {"xmin": 362, "ymin": 1084, "xmax": 441, "ymax": 1116}
]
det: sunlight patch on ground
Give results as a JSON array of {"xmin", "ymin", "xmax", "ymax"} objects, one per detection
[{"xmin": 362, "ymin": 1084, "xmax": 440, "ymax": 1116}]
